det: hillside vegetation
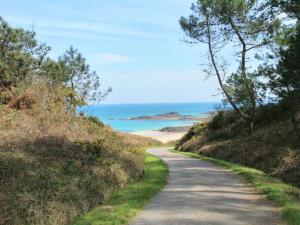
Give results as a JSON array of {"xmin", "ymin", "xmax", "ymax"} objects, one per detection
[
  {"xmin": 178, "ymin": 0, "xmax": 300, "ymax": 223},
  {"xmin": 0, "ymin": 17, "xmax": 160, "ymax": 225},
  {"xmin": 73, "ymin": 153, "xmax": 168, "ymax": 225},
  {"xmin": 175, "ymin": 103, "xmax": 300, "ymax": 224},
  {"xmin": 178, "ymin": 0, "xmax": 299, "ymax": 186},
  {"xmin": 0, "ymin": 81, "xmax": 161, "ymax": 225},
  {"xmin": 176, "ymin": 104, "xmax": 300, "ymax": 186}
]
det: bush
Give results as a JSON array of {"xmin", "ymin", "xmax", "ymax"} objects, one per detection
[
  {"xmin": 177, "ymin": 105, "xmax": 300, "ymax": 187},
  {"xmin": 207, "ymin": 128, "xmax": 233, "ymax": 141},
  {"xmin": 208, "ymin": 111, "xmax": 226, "ymax": 129},
  {"xmin": 208, "ymin": 110, "xmax": 239, "ymax": 130},
  {"xmin": 87, "ymin": 116, "xmax": 104, "ymax": 127},
  {"xmin": 0, "ymin": 89, "xmax": 13, "ymax": 104},
  {"xmin": 8, "ymin": 92, "xmax": 36, "ymax": 110},
  {"xmin": 176, "ymin": 123, "xmax": 206, "ymax": 147},
  {"xmin": 254, "ymin": 103, "xmax": 291, "ymax": 125}
]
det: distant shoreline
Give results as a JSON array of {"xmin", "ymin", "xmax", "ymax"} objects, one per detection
[
  {"xmin": 125, "ymin": 112, "xmax": 212, "ymax": 121},
  {"xmin": 130, "ymin": 130, "xmax": 186, "ymax": 143},
  {"xmin": 129, "ymin": 119, "xmax": 210, "ymax": 143},
  {"xmin": 79, "ymin": 103, "xmax": 217, "ymax": 131}
]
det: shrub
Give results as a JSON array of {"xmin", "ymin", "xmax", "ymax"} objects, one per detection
[
  {"xmin": 8, "ymin": 92, "xmax": 36, "ymax": 110},
  {"xmin": 208, "ymin": 110, "xmax": 239, "ymax": 130},
  {"xmin": 207, "ymin": 128, "xmax": 233, "ymax": 141},
  {"xmin": 254, "ymin": 103, "xmax": 292, "ymax": 126},
  {"xmin": 176, "ymin": 123, "xmax": 206, "ymax": 147},
  {"xmin": 177, "ymin": 105, "xmax": 300, "ymax": 187},
  {"xmin": 87, "ymin": 116, "xmax": 104, "ymax": 127},
  {"xmin": 208, "ymin": 111, "xmax": 226, "ymax": 129},
  {"xmin": 0, "ymin": 89, "xmax": 13, "ymax": 104}
]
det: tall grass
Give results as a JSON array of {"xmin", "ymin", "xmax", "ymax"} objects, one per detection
[
  {"xmin": 0, "ymin": 81, "xmax": 158, "ymax": 225},
  {"xmin": 177, "ymin": 109, "xmax": 300, "ymax": 186},
  {"xmin": 73, "ymin": 153, "xmax": 168, "ymax": 225}
]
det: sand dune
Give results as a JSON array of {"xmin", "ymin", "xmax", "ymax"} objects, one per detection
[{"xmin": 131, "ymin": 130, "xmax": 186, "ymax": 143}]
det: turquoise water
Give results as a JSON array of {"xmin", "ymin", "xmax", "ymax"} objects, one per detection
[{"xmin": 78, "ymin": 102, "xmax": 219, "ymax": 132}]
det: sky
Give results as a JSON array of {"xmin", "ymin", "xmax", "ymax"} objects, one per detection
[{"xmin": 1, "ymin": 0, "xmax": 222, "ymax": 104}]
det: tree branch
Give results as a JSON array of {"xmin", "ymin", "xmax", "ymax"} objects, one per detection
[{"xmin": 206, "ymin": 14, "xmax": 249, "ymax": 121}]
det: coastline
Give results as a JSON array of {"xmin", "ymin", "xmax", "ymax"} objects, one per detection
[
  {"xmin": 128, "ymin": 113, "xmax": 212, "ymax": 143},
  {"xmin": 128, "ymin": 114, "xmax": 212, "ymax": 143},
  {"xmin": 79, "ymin": 104, "xmax": 216, "ymax": 132}
]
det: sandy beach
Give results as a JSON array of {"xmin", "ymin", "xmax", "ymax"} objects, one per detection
[{"xmin": 131, "ymin": 130, "xmax": 187, "ymax": 143}]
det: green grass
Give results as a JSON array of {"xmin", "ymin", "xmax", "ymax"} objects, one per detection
[
  {"xmin": 72, "ymin": 152, "xmax": 168, "ymax": 225},
  {"xmin": 171, "ymin": 149, "xmax": 300, "ymax": 225}
]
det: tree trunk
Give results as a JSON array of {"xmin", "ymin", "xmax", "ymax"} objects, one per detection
[
  {"xmin": 248, "ymin": 119, "xmax": 254, "ymax": 135},
  {"xmin": 229, "ymin": 18, "xmax": 258, "ymax": 135},
  {"xmin": 205, "ymin": 14, "xmax": 249, "ymax": 122},
  {"xmin": 290, "ymin": 106, "xmax": 300, "ymax": 139}
]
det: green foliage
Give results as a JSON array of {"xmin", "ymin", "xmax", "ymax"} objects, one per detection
[
  {"xmin": 199, "ymin": 111, "xmax": 242, "ymax": 140},
  {"xmin": 179, "ymin": 0, "xmax": 279, "ymax": 133},
  {"xmin": 225, "ymin": 72, "xmax": 262, "ymax": 110},
  {"xmin": 177, "ymin": 103, "xmax": 300, "ymax": 184},
  {"xmin": 176, "ymin": 123, "xmax": 206, "ymax": 147},
  {"xmin": 0, "ymin": 16, "xmax": 156, "ymax": 225},
  {"xmin": 59, "ymin": 46, "xmax": 112, "ymax": 109},
  {"xmin": 0, "ymin": 17, "xmax": 110, "ymax": 108},
  {"xmin": 38, "ymin": 58, "xmax": 70, "ymax": 82},
  {"xmin": 208, "ymin": 111, "xmax": 227, "ymax": 129},
  {"xmin": 253, "ymin": 103, "xmax": 289, "ymax": 125},
  {"xmin": 258, "ymin": 1, "xmax": 300, "ymax": 137},
  {"xmin": 87, "ymin": 116, "xmax": 104, "ymax": 127},
  {"xmin": 208, "ymin": 110, "xmax": 241, "ymax": 130},
  {"xmin": 0, "ymin": 16, "xmax": 50, "ymax": 92},
  {"xmin": 73, "ymin": 153, "xmax": 168, "ymax": 225}
]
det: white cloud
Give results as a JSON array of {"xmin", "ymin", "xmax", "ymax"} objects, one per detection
[
  {"xmin": 92, "ymin": 53, "xmax": 132, "ymax": 64},
  {"xmin": 4, "ymin": 16, "xmax": 176, "ymax": 41}
]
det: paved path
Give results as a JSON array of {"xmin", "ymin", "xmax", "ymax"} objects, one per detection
[{"xmin": 130, "ymin": 148, "xmax": 281, "ymax": 225}]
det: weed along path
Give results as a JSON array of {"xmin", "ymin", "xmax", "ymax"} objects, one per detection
[{"xmin": 130, "ymin": 148, "xmax": 281, "ymax": 225}]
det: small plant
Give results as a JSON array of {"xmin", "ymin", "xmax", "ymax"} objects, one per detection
[
  {"xmin": 8, "ymin": 92, "xmax": 36, "ymax": 110},
  {"xmin": 208, "ymin": 111, "xmax": 226, "ymax": 129},
  {"xmin": 176, "ymin": 123, "xmax": 206, "ymax": 147},
  {"xmin": 87, "ymin": 116, "xmax": 104, "ymax": 127}
]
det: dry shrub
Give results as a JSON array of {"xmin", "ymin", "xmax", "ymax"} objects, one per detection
[
  {"xmin": 0, "ymin": 80, "xmax": 145, "ymax": 225},
  {"xmin": 0, "ymin": 89, "xmax": 13, "ymax": 104},
  {"xmin": 116, "ymin": 132, "xmax": 161, "ymax": 148},
  {"xmin": 273, "ymin": 149, "xmax": 300, "ymax": 185},
  {"xmin": 177, "ymin": 107, "xmax": 300, "ymax": 187},
  {"xmin": 9, "ymin": 91, "xmax": 36, "ymax": 110}
]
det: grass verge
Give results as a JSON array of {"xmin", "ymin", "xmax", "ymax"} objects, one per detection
[
  {"xmin": 72, "ymin": 152, "xmax": 168, "ymax": 225},
  {"xmin": 171, "ymin": 149, "xmax": 300, "ymax": 225}
]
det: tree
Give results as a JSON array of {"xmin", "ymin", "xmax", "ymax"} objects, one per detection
[
  {"xmin": 180, "ymin": 0, "xmax": 277, "ymax": 133},
  {"xmin": 261, "ymin": 0, "xmax": 300, "ymax": 138},
  {"xmin": 0, "ymin": 16, "xmax": 49, "ymax": 94},
  {"xmin": 59, "ymin": 46, "xmax": 111, "ymax": 112},
  {"xmin": 0, "ymin": 17, "xmax": 111, "ymax": 110},
  {"xmin": 38, "ymin": 58, "xmax": 70, "ymax": 83}
]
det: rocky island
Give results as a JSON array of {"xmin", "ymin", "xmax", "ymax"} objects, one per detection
[{"xmin": 127, "ymin": 112, "xmax": 203, "ymax": 121}]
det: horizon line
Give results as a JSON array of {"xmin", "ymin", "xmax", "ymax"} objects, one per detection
[{"xmin": 87, "ymin": 101, "xmax": 221, "ymax": 106}]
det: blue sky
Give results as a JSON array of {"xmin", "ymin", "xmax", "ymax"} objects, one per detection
[{"xmin": 1, "ymin": 0, "xmax": 222, "ymax": 104}]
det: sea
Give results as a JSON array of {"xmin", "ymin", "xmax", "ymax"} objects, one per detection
[{"xmin": 78, "ymin": 102, "xmax": 219, "ymax": 132}]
